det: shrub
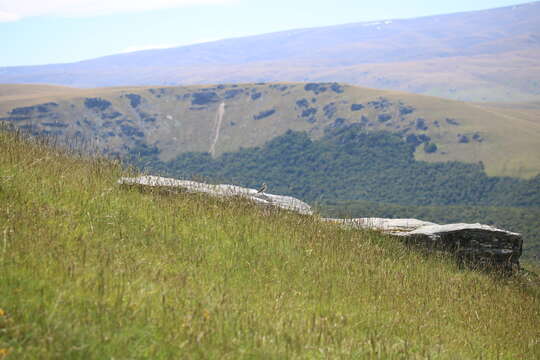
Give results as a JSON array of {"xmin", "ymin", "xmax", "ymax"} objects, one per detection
[{"xmin": 424, "ymin": 142, "xmax": 438, "ymax": 153}]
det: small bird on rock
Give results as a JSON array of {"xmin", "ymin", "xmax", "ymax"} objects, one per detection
[{"xmin": 257, "ymin": 182, "xmax": 267, "ymax": 194}]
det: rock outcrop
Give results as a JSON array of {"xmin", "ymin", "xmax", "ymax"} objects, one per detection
[
  {"xmin": 118, "ymin": 175, "xmax": 313, "ymax": 215},
  {"xmin": 118, "ymin": 176, "xmax": 523, "ymax": 270},
  {"xmin": 324, "ymin": 218, "xmax": 437, "ymax": 232},
  {"xmin": 324, "ymin": 218, "xmax": 523, "ymax": 270}
]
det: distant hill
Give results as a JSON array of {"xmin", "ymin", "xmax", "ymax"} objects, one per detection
[
  {"xmin": 2, "ymin": 82, "xmax": 540, "ymax": 259},
  {"xmin": 1, "ymin": 2, "xmax": 540, "ymax": 102},
  {"xmin": 1, "ymin": 82, "xmax": 540, "ymax": 179}
]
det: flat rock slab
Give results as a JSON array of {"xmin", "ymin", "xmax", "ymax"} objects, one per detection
[
  {"xmin": 324, "ymin": 218, "xmax": 437, "ymax": 232},
  {"xmin": 118, "ymin": 176, "xmax": 522, "ymax": 269},
  {"xmin": 324, "ymin": 218, "xmax": 523, "ymax": 269},
  {"xmin": 118, "ymin": 175, "xmax": 313, "ymax": 215}
]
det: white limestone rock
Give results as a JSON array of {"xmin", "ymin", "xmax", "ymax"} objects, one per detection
[
  {"xmin": 118, "ymin": 175, "xmax": 313, "ymax": 215},
  {"xmin": 323, "ymin": 218, "xmax": 436, "ymax": 232}
]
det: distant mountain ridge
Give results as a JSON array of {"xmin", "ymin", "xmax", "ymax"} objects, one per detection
[{"xmin": 1, "ymin": 1, "xmax": 540, "ymax": 102}]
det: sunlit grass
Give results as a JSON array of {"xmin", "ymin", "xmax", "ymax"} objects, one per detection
[{"xmin": 1, "ymin": 129, "xmax": 539, "ymax": 359}]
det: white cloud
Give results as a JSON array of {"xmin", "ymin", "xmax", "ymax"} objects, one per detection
[
  {"xmin": 120, "ymin": 38, "xmax": 221, "ymax": 53},
  {"xmin": 0, "ymin": 11, "xmax": 21, "ymax": 22},
  {"xmin": 0, "ymin": 0, "xmax": 237, "ymax": 20},
  {"xmin": 120, "ymin": 43, "xmax": 181, "ymax": 53}
]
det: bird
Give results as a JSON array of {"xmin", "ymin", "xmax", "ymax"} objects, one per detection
[{"xmin": 257, "ymin": 182, "xmax": 267, "ymax": 194}]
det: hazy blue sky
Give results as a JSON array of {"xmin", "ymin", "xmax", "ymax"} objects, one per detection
[{"xmin": 0, "ymin": 0, "xmax": 534, "ymax": 67}]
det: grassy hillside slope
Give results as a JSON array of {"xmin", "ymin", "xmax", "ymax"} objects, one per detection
[
  {"xmin": 1, "ymin": 83, "xmax": 540, "ymax": 178},
  {"xmin": 1, "ymin": 128, "xmax": 540, "ymax": 358}
]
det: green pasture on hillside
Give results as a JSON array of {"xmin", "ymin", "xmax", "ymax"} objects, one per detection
[{"xmin": 1, "ymin": 130, "xmax": 539, "ymax": 359}]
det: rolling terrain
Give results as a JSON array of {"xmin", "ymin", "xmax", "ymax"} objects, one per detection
[
  {"xmin": 1, "ymin": 2, "xmax": 539, "ymax": 102},
  {"xmin": 2, "ymin": 82, "xmax": 539, "ymax": 259},
  {"xmin": 1, "ymin": 82, "xmax": 539, "ymax": 178},
  {"xmin": 3, "ymin": 2, "xmax": 540, "ymax": 357}
]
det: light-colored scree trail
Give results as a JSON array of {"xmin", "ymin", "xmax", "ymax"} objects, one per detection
[{"xmin": 209, "ymin": 102, "xmax": 225, "ymax": 157}]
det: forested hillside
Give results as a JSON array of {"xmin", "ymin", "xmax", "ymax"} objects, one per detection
[
  {"xmin": 130, "ymin": 126, "xmax": 540, "ymax": 207},
  {"xmin": 2, "ymin": 83, "xmax": 540, "ymax": 179}
]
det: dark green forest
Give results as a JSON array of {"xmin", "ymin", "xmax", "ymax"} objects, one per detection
[
  {"xmin": 126, "ymin": 124, "xmax": 540, "ymax": 259},
  {"xmin": 129, "ymin": 124, "xmax": 540, "ymax": 207}
]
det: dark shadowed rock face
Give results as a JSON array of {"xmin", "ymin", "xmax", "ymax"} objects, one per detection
[
  {"xmin": 398, "ymin": 224, "xmax": 522, "ymax": 269},
  {"xmin": 325, "ymin": 218, "xmax": 523, "ymax": 271}
]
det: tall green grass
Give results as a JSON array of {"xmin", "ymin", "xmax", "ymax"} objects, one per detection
[{"xmin": 1, "ymin": 129, "xmax": 539, "ymax": 359}]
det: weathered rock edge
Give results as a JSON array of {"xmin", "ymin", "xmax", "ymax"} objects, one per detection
[
  {"xmin": 118, "ymin": 175, "xmax": 313, "ymax": 215},
  {"xmin": 118, "ymin": 176, "xmax": 523, "ymax": 270}
]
